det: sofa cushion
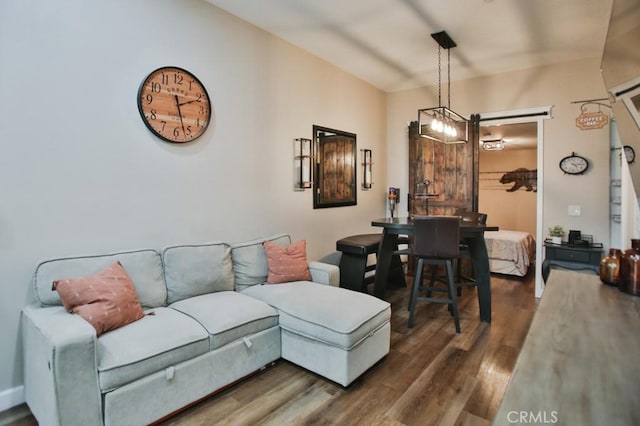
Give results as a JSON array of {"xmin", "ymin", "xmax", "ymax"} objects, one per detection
[
  {"xmin": 170, "ymin": 291, "xmax": 279, "ymax": 350},
  {"xmin": 162, "ymin": 242, "xmax": 234, "ymax": 305},
  {"xmin": 231, "ymin": 234, "xmax": 291, "ymax": 291},
  {"xmin": 241, "ymin": 282, "xmax": 390, "ymax": 350},
  {"xmin": 34, "ymin": 249, "xmax": 166, "ymax": 309},
  {"xmin": 97, "ymin": 307, "xmax": 209, "ymax": 392},
  {"xmin": 264, "ymin": 240, "xmax": 311, "ymax": 284},
  {"xmin": 53, "ymin": 261, "xmax": 145, "ymax": 336}
]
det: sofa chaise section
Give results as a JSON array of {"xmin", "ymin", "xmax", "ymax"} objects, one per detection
[
  {"xmin": 242, "ymin": 281, "xmax": 390, "ymax": 386},
  {"xmin": 232, "ymin": 235, "xmax": 391, "ymax": 386}
]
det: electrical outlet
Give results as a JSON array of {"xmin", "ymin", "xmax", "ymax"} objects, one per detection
[{"xmin": 568, "ymin": 205, "xmax": 581, "ymax": 216}]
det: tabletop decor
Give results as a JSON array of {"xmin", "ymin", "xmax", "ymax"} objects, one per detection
[
  {"xmin": 548, "ymin": 225, "xmax": 565, "ymax": 244},
  {"xmin": 620, "ymin": 239, "xmax": 640, "ymax": 296},
  {"xmin": 600, "ymin": 248, "xmax": 622, "ymax": 286},
  {"xmin": 388, "ymin": 187, "xmax": 399, "ymax": 218}
]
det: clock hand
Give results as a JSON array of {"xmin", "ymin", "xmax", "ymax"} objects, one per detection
[
  {"xmin": 174, "ymin": 95, "xmax": 186, "ymax": 136},
  {"xmin": 179, "ymin": 98, "xmax": 200, "ymax": 106}
]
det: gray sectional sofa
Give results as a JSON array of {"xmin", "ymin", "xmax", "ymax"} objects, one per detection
[{"xmin": 21, "ymin": 234, "xmax": 391, "ymax": 426}]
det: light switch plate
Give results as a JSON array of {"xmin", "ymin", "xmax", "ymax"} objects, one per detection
[{"xmin": 568, "ymin": 205, "xmax": 581, "ymax": 216}]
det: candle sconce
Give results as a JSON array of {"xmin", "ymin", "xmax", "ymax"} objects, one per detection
[
  {"xmin": 294, "ymin": 137, "xmax": 312, "ymax": 191},
  {"xmin": 361, "ymin": 149, "xmax": 373, "ymax": 189}
]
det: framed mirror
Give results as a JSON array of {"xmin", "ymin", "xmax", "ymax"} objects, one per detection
[{"xmin": 313, "ymin": 125, "xmax": 357, "ymax": 208}]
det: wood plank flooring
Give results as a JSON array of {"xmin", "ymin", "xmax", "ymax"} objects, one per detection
[{"xmin": 1, "ymin": 272, "xmax": 536, "ymax": 426}]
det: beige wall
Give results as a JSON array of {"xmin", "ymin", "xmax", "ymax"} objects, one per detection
[
  {"xmin": 0, "ymin": 0, "xmax": 619, "ymax": 408},
  {"xmin": 387, "ymin": 57, "xmax": 611, "ymax": 249},
  {"xmin": 0, "ymin": 0, "xmax": 388, "ymax": 401},
  {"xmin": 479, "ymin": 149, "xmax": 537, "ymax": 236}
]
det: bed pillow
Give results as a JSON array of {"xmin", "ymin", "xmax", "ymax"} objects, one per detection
[
  {"xmin": 264, "ymin": 240, "xmax": 312, "ymax": 284},
  {"xmin": 52, "ymin": 261, "xmax": 145, "ymax": 336}
]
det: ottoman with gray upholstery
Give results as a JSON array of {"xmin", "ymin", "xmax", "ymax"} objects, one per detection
[{"xmin": 242, "ymin": 281, "xmax": 390, "ymax": 386}]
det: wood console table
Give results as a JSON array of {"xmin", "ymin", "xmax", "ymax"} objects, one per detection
[
  {"xmin": 494, "ymin": 270, "xmax": 640, "ymax": 425},
  {"xmin": 541, "ymin": 241, "xmax": 603, "ymax": 282}
]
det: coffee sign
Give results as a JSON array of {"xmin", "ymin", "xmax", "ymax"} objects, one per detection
[{"xmin": 576, "ymin": 110, "xmax": 608, "ymax": 130}]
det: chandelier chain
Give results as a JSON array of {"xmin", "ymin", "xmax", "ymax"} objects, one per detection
[
  {"xmin": 447, "ymin": 48, "xmax": 451, "ymax": 109},
  {"xmin": 437, "ymin": 45, "xmax": 442, "ymax": 107}
]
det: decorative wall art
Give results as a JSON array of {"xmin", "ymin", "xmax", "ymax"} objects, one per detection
[
  {"xmin": 313, "ymin": 125, "xmax": 357, "ymax": 208},
  {"xmin": 499, "ymin": 168, "xmax": 537, "ymax": 192},
  {"xmin": 479, "ymin": 168, "xmax": 537, "ymax": 192}
]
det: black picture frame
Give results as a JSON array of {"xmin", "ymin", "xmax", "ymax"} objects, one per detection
[{"xmin": 313, "ymin": 125, "xmax": 357, "ymax": 208}]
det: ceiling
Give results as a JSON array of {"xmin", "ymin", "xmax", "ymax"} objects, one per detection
[
  {"xmin": 205, "ymin": 0, "xmax": 615, "ymax": 150},
  {"xmin": 205, "ymin": 0, "xmax": 613, "ymax": 93}
]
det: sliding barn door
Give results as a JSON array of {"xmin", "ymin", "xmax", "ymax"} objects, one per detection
[{"xmin": 408, "ymin": 115, "xmax": 480, "ymax": 216}]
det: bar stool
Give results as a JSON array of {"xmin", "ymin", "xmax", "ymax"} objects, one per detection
[
  {"xmin": 405, "ymin": 215, "xmax": 461, "ymax": 333},
  {"xmin": 456, "ymin": 212, "xmax": 488, "ymax": 296},
  {"xmin": 336, "ymin": 234, "xmax": 406, "ymax": 293},
  {"xmin": 336, "ymin": 234, "xmax": 380, "ymax": 292}
]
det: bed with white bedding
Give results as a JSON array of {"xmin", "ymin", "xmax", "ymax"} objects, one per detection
[{"xmin": 484, "ymin": 230, "xmax": 536, "ymax": 276}]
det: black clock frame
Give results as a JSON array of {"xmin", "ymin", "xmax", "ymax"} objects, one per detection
[
  {"xmin": 624, "ymin": 145, "xmax": 635, "ymax": 164},
  {"xmin": 559, "ymin": 152, "xmax": 589, "ymax": 175}
]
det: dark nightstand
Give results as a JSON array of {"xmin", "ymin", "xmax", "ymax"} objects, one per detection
[{"xmin": 542, "ymin": 240, "xmax": 603, "ymax": 282}]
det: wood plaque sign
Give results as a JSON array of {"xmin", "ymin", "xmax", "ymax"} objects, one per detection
[{"xmin": 576, "ymin": 111, "xmax": 608, "ymax": 130}]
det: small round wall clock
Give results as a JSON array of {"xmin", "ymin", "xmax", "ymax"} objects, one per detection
[
  {"xmin": 624, "ymin": 145, "xmax": 635, "ymax": 164},
  {"xmin": 559, "ymin": 152, "xmax": 589, "ymax": 175},
  {"xmin": 137, "ymin": 66, "xmax": 211, "ymax": 143}
]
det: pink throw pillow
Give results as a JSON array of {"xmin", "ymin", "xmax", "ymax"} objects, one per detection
[
  {"xmin": 52, "ymin": 261, "xmax": 145, "ymax": 336},
  {"xmin": 264, "ymin": 240, "xmax": 312, "ymax": 284}
]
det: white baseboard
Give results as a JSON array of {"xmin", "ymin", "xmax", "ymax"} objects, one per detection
[{"xmin": 0, "ymin": 386, "xmax": 24, "ymax": 412}]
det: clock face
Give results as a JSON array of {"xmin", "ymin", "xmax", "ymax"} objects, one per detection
[
  {"xmin": 624, "ymin": 145, "xmax": 635, "ymax": 164},
  {"xmin": 137, "ymin": 66, "xmax": 211, "ymax": 143},
  {"xmin": 559, "ymin": 153, "xmax": 589, "ymax": 175}
]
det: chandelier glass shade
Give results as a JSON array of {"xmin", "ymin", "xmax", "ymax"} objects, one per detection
[
  {"xmin": 419, "ymin": 106, "xmax": 468, "ymax": 144},
  {"xmin": 418, "ymin": 31, "xmax": 468, "ymax": 144}
]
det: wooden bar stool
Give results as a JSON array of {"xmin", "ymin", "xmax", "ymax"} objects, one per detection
[
  {"xmin": 456, "ymin": 212, "xmax": 488, "ymax": 295},
  {"xmin": 336, "ymin": 234, "xmax": 406, "ymax": 293},
  {"xmin": 405, "ymin": 216, "xmax": 461, "ymax": 333},
  {"xmin": 336, "ymin": 234, "xmax": 380, "ymax": 292}
]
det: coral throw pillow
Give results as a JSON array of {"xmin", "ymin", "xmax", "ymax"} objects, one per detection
[
  {"xmin": 264, "ymin": 240, "xmax": 312, "ymax": 284},
  {"xmin": 53, "ymin": 261, "xmax": 145, "ymax": 336}
]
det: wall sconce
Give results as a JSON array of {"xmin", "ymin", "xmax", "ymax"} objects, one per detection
[
  {"xmin": 294, "ymin": 138, "xmax": 312, "ymax": 190},
  {"xmin": 361, "ymin": 149, "xmax": 373, "ymax": 189}
]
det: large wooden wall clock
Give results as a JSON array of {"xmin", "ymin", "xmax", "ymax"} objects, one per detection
[{"xmin": 137, "ymin": 66, "xmax": 211, "ymax": 143}]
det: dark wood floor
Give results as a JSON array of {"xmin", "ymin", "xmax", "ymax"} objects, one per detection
[{"xmin": 1, "ymin": 272, "xmax": 536, "ymax": 426}]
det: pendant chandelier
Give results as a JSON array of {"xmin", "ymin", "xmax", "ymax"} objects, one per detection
[{"xmin": 418, "ymin": 31, "xmax": 468, "ymax": 144}]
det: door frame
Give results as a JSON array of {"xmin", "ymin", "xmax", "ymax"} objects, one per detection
[{"xmin": 478, "ymin": 106, "xmax": 553, "ymax": 298}]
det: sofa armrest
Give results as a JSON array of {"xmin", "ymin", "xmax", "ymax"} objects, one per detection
[
  {"xmin": 308, "ymin": 261, "xmax": 340, "ymax": 286},
  {"xmin": 22, "ymin": 305, "xmax": 102, "ymax": 426}
]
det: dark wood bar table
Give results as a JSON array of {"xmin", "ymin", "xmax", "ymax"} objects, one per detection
[{"xmin": 371, "ymin": 217, "xmax": 497, "ymax": 323}]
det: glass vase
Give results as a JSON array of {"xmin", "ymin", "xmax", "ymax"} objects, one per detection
[
  {"xmin": 600, "ymin": 248, "xmax": 622, "ymax": 286},
  {"xmin": 620, "ymin": 239, "xmax": 640, "ymax": 296}
]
